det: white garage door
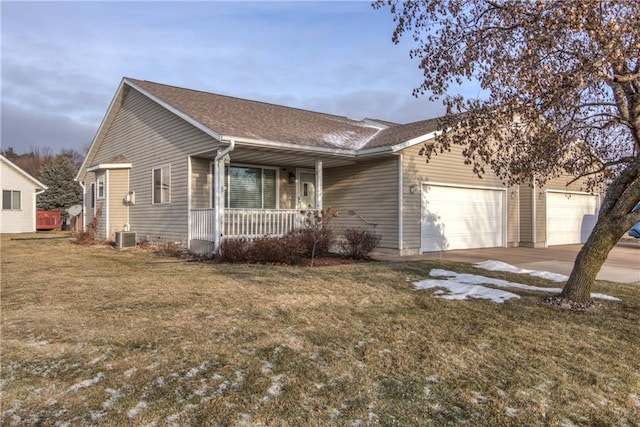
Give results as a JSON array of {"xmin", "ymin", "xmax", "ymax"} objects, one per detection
[
  {"xmin": 421, "ymin": 185, "xmax": 505, "ymax": 252},
  {"xmin": 547, "ymin": 192, "xmax": 598, "ymax": 246}
]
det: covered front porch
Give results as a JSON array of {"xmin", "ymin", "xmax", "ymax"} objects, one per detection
[{"xmin": 187, "ymin": 140, "xmax": 355, "ymax": 253}]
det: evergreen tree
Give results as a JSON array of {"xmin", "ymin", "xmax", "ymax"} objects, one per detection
[{"xmin": 37, "ymin": 155, "xmax": 83, "ymax": 214}]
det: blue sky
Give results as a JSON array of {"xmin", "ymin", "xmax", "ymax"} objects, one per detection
[{"xmin": 2, "ymin": 1, "xmax": 455, "ymax": 154}]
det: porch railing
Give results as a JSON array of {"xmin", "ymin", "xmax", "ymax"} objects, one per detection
[
  {"xmin": 190, "ymin": 208, "xmax": 304, "ymax": 242},
  {"xmin": 226, "ymin": 208, "xmax": 302, "ymax": 238},
  {"xmin": 191, "ymin": 208, "xmax": 216, "ymax": 241}
]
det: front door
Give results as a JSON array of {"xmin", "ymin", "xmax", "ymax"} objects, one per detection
[{"xmin": 298, "ymin": 170, "xmax": 316, "ymax": 209}]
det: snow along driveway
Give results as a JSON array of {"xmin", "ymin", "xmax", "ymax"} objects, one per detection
[{"xmin": 413, "ymin": 260, "xmax": 621, "ymax": 303}]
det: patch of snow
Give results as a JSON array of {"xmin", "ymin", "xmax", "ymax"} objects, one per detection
[
  {"xmin": 475, "ymin": 260, "xmax": 569, "ymax": 282},
  {"xmin": 505, "ymin": 407, "xmax": 519, "ymax": 418},
  {"xmin": 416, "ymin": 268, "xmax": 620, "ymax": 302},
  {"xmin": 124, "ymin": 367, "xmax": 137, "ymax": 378},
  {"xmin": 267, "ymin": 374, "xmax": 283, "ymax": 396},
  {"xmin": 127, "ymin": 401, "xmax": 148, "ymax": 419},
  {"xmin": 66, "ymin": 372, "xmax": 104, "ymax": 393},
  {"xmin": 414, "ymin": 279, "xmax": 520, "ymax": 303},
  {"xmin": 102, "ymin": 388, "xmax": 122, "ymax": 409},
  {"xmin": 261, "ymin": 361, "xmax": 274, "ymax": 375},
  {"xmin": 321, "ymin": 130, "xmax": 375, "ymax": 150},
  {"xmin": 186, "ymin": 363, "xmax": 206, "ymax": 378}
]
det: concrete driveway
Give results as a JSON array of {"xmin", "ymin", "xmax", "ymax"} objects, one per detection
[{"xmin": 372, "ymin": 242, "xmax": 640, "ymax": 284}]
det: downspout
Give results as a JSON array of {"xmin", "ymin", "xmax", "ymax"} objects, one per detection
[
  {"xmin": 214, "ymin": 139, "xmax": 235, "ymax": 252},
  {"xmin": 398, "ymin": 153, "xmax": 403, "ymax": 253},
  {"xmin": 315, "ymin": 160, "xmax": 323, "ymax": 211},
  {"xmin": 78, "ymin": 181, "xmax": 86, "ymax": 232}
]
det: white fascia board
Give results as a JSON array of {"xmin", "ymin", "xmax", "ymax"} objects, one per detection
[
  {"xmin": 390, "ymin": 130, "xmax": 441, "ymax": 153},
  {"xmin": 220, "ymin": 135, "xmax": 357, "ymax": 157},
  {"xmin": 355, "ymin": 146, "xmax": 394, "ymax": 156},
  {"xmin": 1, "ymin": 155, "xmax": 48, "ymax": 190},
  {"xmin": 124, "ymin": 78, "xmax": 222, "ymax": 141},
  {"xmin": 87, "ymin": 163, "xmax": 133, "ymax": 172},
  {"xmin": 75, "ymin": 79, "xmax": 128, "ymax": 182}
]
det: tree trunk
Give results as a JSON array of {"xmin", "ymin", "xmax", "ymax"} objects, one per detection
[{"xmin": 560, "ymin": 215, "xmax": 621, "ymax": 302}]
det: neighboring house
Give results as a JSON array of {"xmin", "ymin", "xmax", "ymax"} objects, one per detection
[
  {"xmin": 1, "ymin": 154, "xmax": 48, "ymax": 233},
  {"xmin": 76, "ymin": 78, "xmax": 598, "ymax": 254}
]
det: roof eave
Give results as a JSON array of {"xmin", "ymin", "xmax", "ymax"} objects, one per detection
[
  {"xmin": 389, "ymin": 130, "xmax": 441, "ymax": 153},
  {"xmin": 87, "ymin": 163, "xmax": 133, "ymax": 172},
  {"xmin": 220, "ymin": 135, "xmax": 358, "ymax": 157},
  {"xmin": 1, "ymin": 155, "xmax": 48, "ymax": 189}
]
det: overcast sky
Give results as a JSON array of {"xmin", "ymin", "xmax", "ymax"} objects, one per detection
[{"xmin": 1, "ymin": 1, "xmax": 464, "ymax": 155}]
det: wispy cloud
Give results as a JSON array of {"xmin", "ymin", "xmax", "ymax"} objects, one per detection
[{"xmin": 1, "ymin": 1, "xmax": 446, "ymax": 154}]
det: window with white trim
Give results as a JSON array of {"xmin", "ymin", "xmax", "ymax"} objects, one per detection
[
  {"xmin": 96, "ymin": 175, "xmax": 105, "ymax": 199},
  {"xmin": 225, "ymin": 165, "xmax": 277, "ymax": 209},
  {"xmin": 90, "ymin": 183, "xmax": 96, "ymax": 208},
  {"xmin": 153, "ymin": 165, "xmax": 171, "ymax": 204},
  {"xmin": 2, "ymin": 190, "xmax": 21, "ymax": 210}
]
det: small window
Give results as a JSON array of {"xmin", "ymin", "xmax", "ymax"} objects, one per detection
[
  {"xmin": 153, "ymin": 165, "xmax": 171, "ymax": 204},
  {"xmin": 2, "ymin": 190, "xmax": 21, "ymax": 210},
  {"xmin": 90, "ymin": 183, "xmax": 96, "ymax": 209},
  {"xmin": 96, "ymin": 176, "xmax": 105, "ymax": 199}
]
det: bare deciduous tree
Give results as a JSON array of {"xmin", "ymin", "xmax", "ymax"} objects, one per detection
[{"xmin": 374, "ymin": 0, "xmax": 640, "ymax": 302}]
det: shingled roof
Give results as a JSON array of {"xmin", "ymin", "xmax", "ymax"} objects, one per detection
[
  {"xmin": 126, "ymin": 78, "xmax": 443, "ymax": 153},
  {"xmin": 128, "ymin": 79, "xmax": 388, "ymax": 151}
]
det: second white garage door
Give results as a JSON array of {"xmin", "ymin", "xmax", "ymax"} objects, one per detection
[
  {"xmin": 421, "ymin": 184, "xmax": 506, "ymax": 252},
  {"xmin": 546, "ymin": 192, "xmax": 598, "ymax": 246}
]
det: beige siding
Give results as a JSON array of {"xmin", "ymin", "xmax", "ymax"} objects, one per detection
[
  {"xmin": 106, "ymin": 169, "xmax": 130, "ymax": 239},
  {"xmin": 401, "ymin": 144, "xmax": 510, "ymax": 253},
  {"xmin": 519, "ymin": 184, "xmax": 534, "ymax": 244},
  {"xmin": 324, "ymin": 157, "xmax": 400, "ymax": 250},
  {"xmin": 90, "ymin": 89, "xmax": 218, "ymax": 244},
  {"xmin": 279, "ymin": 166, "xmax": 297, "ymax": 209},
  {"xmin": 507, "ymin": 185, "xmax": 520, "ymax": 246},
  {"xmin": 94, "ymin": 172, "xmax": 107, "ymax": 239},
  {"xmin": 191, "ymin": 159, "xmax": 212, "ymax": 209}
]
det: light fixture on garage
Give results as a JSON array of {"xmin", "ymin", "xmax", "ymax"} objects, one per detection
[
  {"xmin": 510, "ymin": 190, "xmax": 518, "ymax": 199},
  {"xmin": 409, "ymin": 184, "xmax": 419, "ymax": 194},
  {"xmin": 539, "ymin": 191, "xmax": 545, "ymax": 199}
]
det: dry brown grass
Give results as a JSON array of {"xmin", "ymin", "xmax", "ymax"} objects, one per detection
[{"xmin": 1, "ymin": 233, "xmax": 639, "ymax": 426}]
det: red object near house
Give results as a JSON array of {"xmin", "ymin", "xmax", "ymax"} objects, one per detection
[{"xmin": 36, "ymin": 210, "xmax": 61, "ymax": 230}]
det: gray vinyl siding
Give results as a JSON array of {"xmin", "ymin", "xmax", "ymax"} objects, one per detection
[
  {"xmin": 400, "ymin": 143, "xmax": 509, "ymax": 253},
  {"xmin": 83, "ymin": 173, "xmax": 96, "ymax": 236},
  {"xmin": 324, "ymin": 157, "xmax": 400, "ymax": 250},
  {"xmin": 107, "ymin": 169, "xmax": 129, "ymax": 239},
  {"xmin": 90, "ymin": 89, "xmax": 218, "ymax": 244}
]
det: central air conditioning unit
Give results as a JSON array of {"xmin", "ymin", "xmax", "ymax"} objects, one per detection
[{"xmin": 115, "ymin": 231, "xmax": 137, "ymax": 249}]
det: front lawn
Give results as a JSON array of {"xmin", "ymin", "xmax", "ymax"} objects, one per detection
[{"xmin": 1, "ymin": 234, "xmax": 638, "ymax": 425}]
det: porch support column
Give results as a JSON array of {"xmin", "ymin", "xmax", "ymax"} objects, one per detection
[
  {"xmin": 315, "ymin": 160, "xmax": 323, "ymax": 211},
  {"xmin": 213, "ymin": 159, "xmax": 222, "ymax": 251},
  {"xmin": 214, "ymin": 140, "xmax": 235, "ymax": 252}
]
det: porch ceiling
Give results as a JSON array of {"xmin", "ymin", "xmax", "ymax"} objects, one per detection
[{"xmin": 225, "ymin": 146, "xmax": 358, "ymax": 169}]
